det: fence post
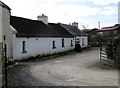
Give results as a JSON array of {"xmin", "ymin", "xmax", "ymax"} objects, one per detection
[
  {"xmin": 4, "ymin": 44, "xmax": 7, "ymax": 88},
  {"xmin": 100, "ymin": 46, "xmax": 102, "ymax": 62}
]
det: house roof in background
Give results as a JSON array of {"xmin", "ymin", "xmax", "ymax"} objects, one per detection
[
  {"xmin": 60, "ymin": 23, "xmax": 87, "ymax": 36},
  {"xmin": 0, "ymin": 1, "xmax": 11, "ymax": 10},
  {"xmin": 48, "ymin": 23, "xmax": 73, "ymax": 37},
  {"xmin": 10, "ymin": 16, "xmax": 73, "ymax": 37},
  {"xmin": 97, "ymin": 24, "xmax": 120, "ymax": 32}
]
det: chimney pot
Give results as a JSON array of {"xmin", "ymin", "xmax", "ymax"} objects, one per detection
[
  {"xmin": 72, "ymin": 22, "xmax": 78, "ymax": 28},
  {"xmin": 37, "ymin": 14, "xmax": 48, "ymax": 24}
]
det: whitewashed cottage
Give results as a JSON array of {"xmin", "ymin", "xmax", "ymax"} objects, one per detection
[
  {"xmin": 11, "ymin": 15, "xmax": 75, "ymax": 60},
  {"xmin": 60, "ymin": 23, "xmax": 88, "ymax": 48},
  {"xmin": 10, "ymin": 14, "xmax": 88, "ymax": 60}
]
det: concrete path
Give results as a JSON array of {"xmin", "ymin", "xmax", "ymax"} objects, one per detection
[{"xmin": 8, "ymin": 47, "xmax": 118, "ymax": 86}]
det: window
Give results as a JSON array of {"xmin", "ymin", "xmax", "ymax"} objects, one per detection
[
  {"xmin": 22, "ymin": 41, "xmax": 27, "ymax": 53},
  {"xmin": 3, "ymin": 35, "xmax": 6, "ymax": 40},
  {"xmin": 82, "ymin": 38, "xmax": 84, "ymax": 46},
  {"xmin": 62, "ymin": 38, "xmax": 65, "ymax": 47},
  {"xmin": 52, "ymin": 41, "xmax": 56, "ymax": 49},
  {"xmin": 71, "ymin": 40, "xmax": 73, "ymax": 46}
]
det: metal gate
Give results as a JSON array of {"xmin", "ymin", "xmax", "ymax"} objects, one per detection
[
  {"xmin": 100, "ymin": 44, "xmax": 117, "ymax": 68},
  {"xmin": 100, "ymin": 45, "xmax": 107, "ymax": 62}
]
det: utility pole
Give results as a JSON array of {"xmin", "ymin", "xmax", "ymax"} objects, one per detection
[
  {"xmin": 98, "ymin": 21, "xmax": 101, "ymax": 48},
  {"xmin": 98, "ymin": 21, "xmax": 100, "ymax": 29}
]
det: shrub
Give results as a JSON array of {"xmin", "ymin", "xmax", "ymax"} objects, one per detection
[
  {"xmin": 28, "ymin": 56, "xmax": 35, "ymax": 60},
  {"xmin": 7, "ymin": 59, "xmax": 16, "ymax": 66},
  {"xmin": 35, "ymin": 55, "xmax": 41, "ymax": 59},
  {"xmin": 105, "ymin": 35, "xmax": 120, "ymax": 67},
  {"xmin": 105, "ymin": 37, "xmax": 114, "ymax": 60},
  {"xmin": 74, "ymin": 44, "xmax": 82, "ymax": 52}
]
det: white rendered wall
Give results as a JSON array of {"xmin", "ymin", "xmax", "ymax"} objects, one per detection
[
  {"xmin": 0, "ymin": 6, "xmax": 2, "ymax": 43},
  {"xmin": 13, "ymin": 37, "xmax": 74, "ymax": 60},
  {"xmin": 2, "ymin": 7, "xmax": 12, "ymax": 59},
  {"xmin": 0, "ymin": 6, "xmax": 2, "ymax": 88},
  {"xmin": 75, "ymin": 36, "xmax": 88, "ymax": 48},
  {"xmin": 80, "ymin": 36, "xmax": 88, "ymax": 48},
  {"xmin": 0, "ymin": 5, "xmax": 11, "ymax": 88}
]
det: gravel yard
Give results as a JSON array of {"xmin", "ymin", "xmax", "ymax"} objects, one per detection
[{"xmin": 8, "ymin": 47, "xmax": 118, "ymax": 87}]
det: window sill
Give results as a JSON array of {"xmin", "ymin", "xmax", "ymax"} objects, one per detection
[{"xmin": 22, "ymin": 51, "xmax": 27, "ymax": 53}]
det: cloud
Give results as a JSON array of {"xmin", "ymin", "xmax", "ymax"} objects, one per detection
[
  {"xmin": 90, "ymin": 0, "xmax": 119, "ymax": 5},
  {"xmin": 99, "ymin": 6, "xmax": 117, "ymax": 15},
  {"xmin": 2, "ymin": 0, "xmax": 117, "ymax": 29},
  {"xmin": 35, "ymin": 2, "xmax": 99, "ymax": 17}
]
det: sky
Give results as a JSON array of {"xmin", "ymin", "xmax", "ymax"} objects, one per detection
[{"xmin": 2, "ymin": 0, "xmax": 119, "ymax": 29}]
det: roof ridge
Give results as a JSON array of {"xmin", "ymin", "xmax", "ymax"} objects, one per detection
[
  {"xmin": 11, "ymin": 16, "xmax": 45, "ymax": 23},
  {"xmin": 0, "ymin": 1, "xmax": 11, "ymax": 10}
]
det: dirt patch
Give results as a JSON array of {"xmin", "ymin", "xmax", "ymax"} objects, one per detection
[{"xmin": 87, "ymin": 61, "xmax": 118, "ymax": 70}]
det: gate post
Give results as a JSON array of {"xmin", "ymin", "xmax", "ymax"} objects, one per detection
[
  {"xmin": 100, "ymin": 42, "xmax": 102, "ymax": 62},
  {"xmin": 0, "ymin": 43, "xmax": 4, "ymax": 88}
]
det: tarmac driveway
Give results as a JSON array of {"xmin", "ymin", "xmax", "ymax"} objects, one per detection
[{"xmin": 8, "ymin": 47, "xmax": 118, "ymax": 86}]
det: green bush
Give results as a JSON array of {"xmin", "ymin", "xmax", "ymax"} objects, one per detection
[
  {"xmin": 35, "ymin": 55, "xmax": 41, "ymax": 59},
  {"xmin": 74, "ymin": 44, "xmax": 82, "ymax": 52},
  {"xmin": 105, "ymin": 35, "xmax": 120, "ymax": 67},
  {"xmin": 28, "ymin": 56, "xmax": 35, "ymax": 60},
  {"xmin": 105, "ymin": 37, "xmax": 114, "ymax": 60},
  {"xmin": 7, "ymin": 59, "xmax": 16, "ymax": 66}
]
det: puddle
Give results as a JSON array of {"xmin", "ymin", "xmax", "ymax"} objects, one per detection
[
  {"xmin": 54, "ymin": 61, "xmax": 62, "ymax": 63},
  {"xmin": 65, "ymin": 77, "xmax": 77, "ymax": 82}
]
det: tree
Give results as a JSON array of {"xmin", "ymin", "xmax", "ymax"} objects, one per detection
[{"xmin": 81, "ymin": 24, "xmax": 88, "ymax": 30}]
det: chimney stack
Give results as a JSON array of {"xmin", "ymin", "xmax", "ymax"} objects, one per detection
[
  {"xmin": 72, "ymin": 22, "xmax": 78, "ymax": 28},
  {"xmin": 37, "ymin": 14, "xmax": 48, "ymax": 24}
]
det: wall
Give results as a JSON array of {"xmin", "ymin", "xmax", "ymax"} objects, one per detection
[
  {"xmin": 80, "ymin": 36, "xmax": 88, "ymax": 48},
  {"xmin": 0, "ymin": 6, "xmax": 2, "ymax": 83},
  {"xmin": 0, "ymin": 43, "xmax": 3, "ymax": 88},
  {"xmin": 2, "ymin": 7, "xmax": 12, "ymax": 59},
  {"xmin": 0, "ymin": 6, "xmax": 2, "ymax": 43},
  {"xmin": 0, "ymin": 6, "xmax": 3, "ymax": 88},
  {"xmin": 0, "ymin": 5, "xmax": 11, "ymax": 87},
  {"xmin": 13, "ymin": 37, "xmax": 74, "ymax": 60},
  {"xmin": 0, "ymin": 5, "xmax": 9, "ymax": 88},
  {"xmin": 75, "ymin": 36, "xmax": 88, "ymax": 48}
]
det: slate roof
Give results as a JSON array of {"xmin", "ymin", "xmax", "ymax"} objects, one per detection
[
  {"xmin": 60, "ymin": 23, "xmax": 87, "ymax": 36},
  {"xmin": 10, "ymin": 16, "xmax": 73, "ymax": 38},
  {"xmin": 97, "ymin": 24, "xmax": 120, "ymax": 32},
  {"xmin": 0, "ymin": 1, "xmax": 11, "ymax": 10},
  {"xmin": 48, "ymin": 23, "xmax": 73, "ymax": 37}
]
